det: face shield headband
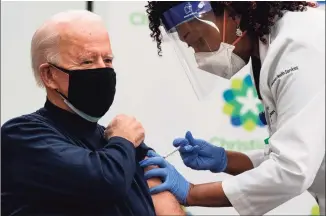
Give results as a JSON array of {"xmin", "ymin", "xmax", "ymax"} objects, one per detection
[
  {"xmin": 161, "ymin": 1, "xmax": 213, "ymax": 32},
  {"xmin": 160, "ymin": 2, "xmax": 249, "ymax": 100}
]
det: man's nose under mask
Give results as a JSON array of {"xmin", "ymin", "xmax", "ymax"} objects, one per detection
[{"xmin": 50, "ymin": 64, "xmax": 116, "ymax": 122}]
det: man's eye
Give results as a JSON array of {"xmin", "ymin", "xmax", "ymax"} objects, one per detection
[
  {"xmin": 104, "ymin": 59, "xmax": 112, "ymax": 63},
  {"xmin": 82, "ymin": 60, "xmax": 93, "ymax": 64}
]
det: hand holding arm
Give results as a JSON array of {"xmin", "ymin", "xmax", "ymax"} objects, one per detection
[
  {"xmin": 140, "ymin": 151, "xmax": 190, "ymax": 205},
  {"xmin": 144, "ymin": 152, "xmax": 186, "ymax": 215},
  {"xmin": 140, "ymin": 150, "xmax": 232, "ymax": 209},
  {"xmin": 105, "ymin": 114, "xmax": 145, "ymax": 147}
]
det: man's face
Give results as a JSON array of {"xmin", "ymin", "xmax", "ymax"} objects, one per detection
[{"xmin": 49, "ymin": 22, "xmax": 113, "ymax": 97}]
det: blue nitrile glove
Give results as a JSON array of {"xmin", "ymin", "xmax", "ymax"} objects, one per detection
[
  {"xmin": 173, "ymin": 131, "xmax": 228, "ymax": 173},
  {"xmin": 139, "ymin": 150, "xmax": 190, "ymax": 205}
]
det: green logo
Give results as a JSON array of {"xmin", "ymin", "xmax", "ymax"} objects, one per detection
[
  {"xmin": 223, "ymin": 74, "xmax": 265, "ymax": 131},
  {"xmin": 209, "ymin": 136, "xmax": 264, "ymax": 151},
  {"xmin": 129, "ymin": 12, "xmax": 148, "ymax": 26},
  {"xmin": 311, "ymin": 204, "xmax": 320, "ymax": 216}
]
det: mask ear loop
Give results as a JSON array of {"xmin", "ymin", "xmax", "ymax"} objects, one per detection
[
  {"xmin": 223, "ymin": 9, "xmax": 247, "ymax": 46},
  {"xmin": 232, "ymin": 30, "xmax": 247, "ymax": 46},
  {"xmin": 231, "ymin": 15, "xmax": 247, "ymax": 46}
]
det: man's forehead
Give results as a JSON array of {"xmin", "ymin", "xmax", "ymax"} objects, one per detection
[{"xmin": 58, "ymin": 27, "xmax": 113, "ymax": 59}]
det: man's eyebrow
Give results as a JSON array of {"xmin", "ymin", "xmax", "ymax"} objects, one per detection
[
  {"xmin": 104, "ymin": 54, "xmax": 114, "ymax": 60},
  {"xmin": 76, "ymin": 52, "xmax": 114, "ymax": 61},
  {"xmin": 77, "ymin": 52, "xmax": 95, "ymax": 60}
]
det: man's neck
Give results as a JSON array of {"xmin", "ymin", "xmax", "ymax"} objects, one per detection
[{"xmin": 46, "ymin": 89, "xmax": 74, "ymax": 114}]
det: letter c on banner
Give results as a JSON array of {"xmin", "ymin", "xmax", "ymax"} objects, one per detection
[{"xmin": 130, "ymin": 12, "xmax": 148, "ymax": 26}]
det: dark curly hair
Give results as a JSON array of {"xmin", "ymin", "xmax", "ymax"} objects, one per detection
[{"xmin": 145, "ymin": 1, "xmax": 312, "ymax": 56}]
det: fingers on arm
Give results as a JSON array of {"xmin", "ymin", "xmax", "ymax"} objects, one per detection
[
  {"xmin": 144, "ymin": 168, "xmax": 167, "ymax": 180},
  {"xmin": 150, "ymin": 182, "xmax": 169, "ymax": 194},
  {"xmin": 140, "ymin": 156, "xmax": 167, "ymax": 168}
]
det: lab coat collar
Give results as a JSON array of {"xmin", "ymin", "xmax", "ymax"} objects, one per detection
[
  {"xmin": 249, "ymin": 34, "xmax": 270, "ymax": 100},
  {"xmin": 258, "ymin": 34, "xmax": 271, "ymax": 64},
  {"xmin": 259, "ymin": 11, "xmax": 284, "ymax": 63}
]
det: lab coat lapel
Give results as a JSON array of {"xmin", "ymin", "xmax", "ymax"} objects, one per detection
[{"xmin": 258, "ymin": 35, "xmax": 271, "ymax": 64}]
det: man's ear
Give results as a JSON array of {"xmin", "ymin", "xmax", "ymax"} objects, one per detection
[{"xmin": 39, "ymin": 63, "xmax": 59, "ymax": 89}]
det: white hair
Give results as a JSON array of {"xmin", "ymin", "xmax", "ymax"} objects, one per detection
[{"xmin": 31, "ymin": 10, "xmax": 103, "ymax": 87}]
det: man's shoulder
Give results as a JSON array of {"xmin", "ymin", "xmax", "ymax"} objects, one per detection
[
  {"xmin": 2, "ymin": 110, "xmax": 46, "ymax": 129},
  {"xmin": 1, "ymin": 109, "xmax": 57, "ymax": 141},
  {"xmin": 97, "ymin": 124, "xmax": 106, "ymax": 131}
]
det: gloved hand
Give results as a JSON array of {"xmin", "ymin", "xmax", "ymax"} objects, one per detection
[
  {"xmin": 173, "ymin": 131, "xmax": 228, "ymax": 173},
  {"xmin": 139, "ymin": 150, "xmax": 190, "ymax": 205}
]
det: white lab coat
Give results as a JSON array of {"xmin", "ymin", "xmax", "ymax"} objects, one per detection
[{"xmin": 222, "ymin": 8, "xmax": 325, "ymax": 215}]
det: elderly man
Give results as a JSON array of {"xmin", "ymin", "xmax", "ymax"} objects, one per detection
[{"xmin": 1, "ymin": 10, "xmax": 184, "ymax": 216}]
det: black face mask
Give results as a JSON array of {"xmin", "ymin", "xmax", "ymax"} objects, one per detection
[{"xmin": 49, "ymin": 63, "xmax": 116, "ymax": 121}]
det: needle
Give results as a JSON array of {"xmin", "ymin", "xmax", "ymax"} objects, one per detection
[{"xmin": 163, "ymin": 146, "xmax": 181, "ymax": 159}]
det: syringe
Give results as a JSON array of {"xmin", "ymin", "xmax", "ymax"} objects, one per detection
[{"xmin": 163, "ymin": 146, "xmax": 181, "ymax": 159}]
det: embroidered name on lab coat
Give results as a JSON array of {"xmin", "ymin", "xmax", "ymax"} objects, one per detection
[
  {"xmin": 271, "ymin": 66, "xmax": 299, "ymax": 87},
  {"xmin": 269, "ymin": 110, "xmax": 276, "ymax": 122}
]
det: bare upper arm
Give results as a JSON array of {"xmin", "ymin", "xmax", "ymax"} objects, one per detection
[{"xmin": 144, "ymin": 158, "xmax": 186, "ymax": 216}]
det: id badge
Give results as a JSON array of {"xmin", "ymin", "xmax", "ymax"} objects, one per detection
[{"xmin": 264, "ymin": 137, "xmax": 271, "ymax": 159}]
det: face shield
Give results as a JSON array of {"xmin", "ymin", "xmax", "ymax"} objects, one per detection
[{"xmin": 161, "ymin": 1, "xmax": 247, "ymax": 100}]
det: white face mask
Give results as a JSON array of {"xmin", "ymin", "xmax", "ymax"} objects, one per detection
[
  {"xmin": 194, "ymin": 42, "xmax": 246, "ymax": 79},
  {"xmin": 194, "ymin": 8, "xmax": 248, "ymax": 80}
]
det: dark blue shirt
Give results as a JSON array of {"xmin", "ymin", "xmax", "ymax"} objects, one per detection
[{"xmin": 1, "ymin": 100, "xmax": 156, "ymax": 216}]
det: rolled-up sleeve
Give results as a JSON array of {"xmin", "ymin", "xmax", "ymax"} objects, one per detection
[
  {"xmin": 222, "ymin": 40, "xmax": 325, "ymax": 215},
  {"xmin": 244, "ymin": 149, "xmax": 264, "ymax": 168}
]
